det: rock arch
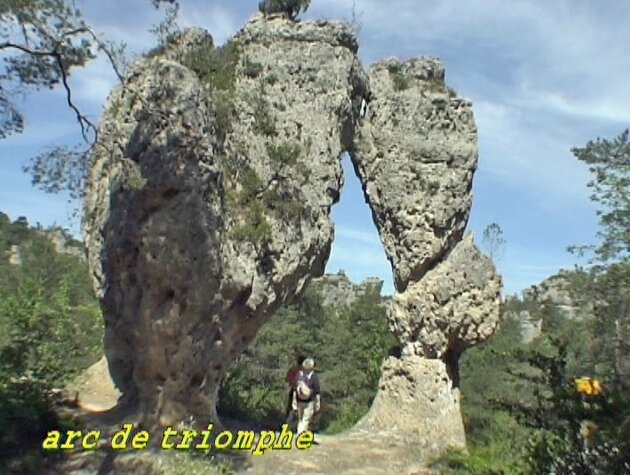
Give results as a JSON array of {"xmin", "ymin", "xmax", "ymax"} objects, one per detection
[{"xmin": 83, "ymin": 14, "xmax": 501, "ymax": 449}]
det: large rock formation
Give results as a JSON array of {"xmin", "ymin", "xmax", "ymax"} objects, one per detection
[
  {"xmin": 350, "ymin": 59, "xmax": 501, "ymax": 448},
  {"xmin": 353, "ymin": 58, "xmax": 477, "ymax": 292},
  {"xmin": 84, "ymin": 16, "xmax": 366, "ymax": 428},
  {"xmin": 83, "ymin": 12, "xmax": 501, "ymax": 449}
]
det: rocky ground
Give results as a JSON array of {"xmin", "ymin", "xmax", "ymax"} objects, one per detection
[{"xmin": 53, "ymin": 359, "xmax": 439, "ymax": 475}]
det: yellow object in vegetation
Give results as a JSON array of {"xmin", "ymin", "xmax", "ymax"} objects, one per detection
[{"xmin": 575, "ymin": 378, "xmax": 603, "ymax": 396}]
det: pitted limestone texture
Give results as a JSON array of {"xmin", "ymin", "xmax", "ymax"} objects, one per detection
[
  {"xmin": 82, "ymin": 13, "xmax": 501, "ymax": 454},
  {"xmin": 352, "ymin": 58, "xmax": 478, "ymax": 292},
  {"xmin": 83, "ymin": 17, "xmax": 365, "ymax": 429}
]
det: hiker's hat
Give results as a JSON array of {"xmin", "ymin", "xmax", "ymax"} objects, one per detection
[{"xmin": 302, "ymin": 358, "xmax": 315, "ymax": 370}]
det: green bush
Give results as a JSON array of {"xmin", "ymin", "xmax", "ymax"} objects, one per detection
[
  {"xmin": 451, "ymin": 267, "xmax": 630, "ymax": 474},
  {"xmin": 252, "ymin": 94, "xmax": 277, "ymax": 137},
  {"xmin": 243, "ymin": 58, "xmax": 264, "ymax": 79},
  {"xmin": 387, "ymin": 64, "xmax": 410, "ymax": 91},
  {"xmin": 181, "ymin": 40, "xmax": 240, "ymax": 144},
  {"xmin": 182, "ymin": 41, "xmax": 240, "ymax": 92},
  {"xmin": 266, "ymin": 142, "xmax": 300, "ymax": 167},
  {"xmin": 0, "ymin": 218, "xmax": 103, "ymax": 472}
]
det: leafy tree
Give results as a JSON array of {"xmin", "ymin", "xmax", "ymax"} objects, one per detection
[
  {"xmin": 258, "ymin": 0, "xmax": 311, "ymax": 21},
  {"xmin": 498, "ymin": 339, "xmax": 630, "ymax": 474},
  {"xmin": 0, "ymin": 0, "xmax": 176, "ymax": 201},
  {"xmin": 0, "ymin": 217, "xmax": 103, "ymax": 472},
  {"xmin": 481, "ymin": 222, "xmax": 505, "ymax": 262},
  {"xmin": 438, "ymin": 128, "xmax": 630, "ymax": 470},
  {"xmin": 569, "ymin": 130, "xmax": 630, "ymax": 390},
  {"xmin": 437, "ymin": 315, "xmax": 534, "ymax": 474},
  {"xmin": 0, "ymin": 0, "xmax": 128, "ymax": 141},
  {"xmin": 570, "ymin": 129, "xmax": 630, "ymax": 263}
]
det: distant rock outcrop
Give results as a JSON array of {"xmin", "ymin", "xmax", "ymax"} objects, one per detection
[
  {"xmin": 312, "ymin": 271, "xmax": 384, "ymax": 308},
  {"xmin": 510, "ymin": 270, "xmax": 594, "ymax": 343},
  {"xmin": 3, "ymin": 225, "xmax": 84, "ymax": 266},
  {"xmin": 523, "ymin": 271, "xmax": 588, "ymax": 320},
  {"xmin": 7, "ymin": 244, "xmax": 22, "ymax": 266},
  {"xmin": 83, "ymin": 12, "xmax": 501, "ymax": 454}
]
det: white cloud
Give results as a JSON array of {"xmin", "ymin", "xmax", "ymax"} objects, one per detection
[
  {"xmin": 65, "ymin": 56, "xmax": 120, "ymax": 112},
  {"xmin": 179, "ymin": 3, "xmax": 242, "ymax": 45},
  {"xmin": 2, "ymin": 120, "xmax": 78, "ymax": 148},
  {"xmin": 473, "ymin": 100, "xmax": 593, "ymax": 204}
]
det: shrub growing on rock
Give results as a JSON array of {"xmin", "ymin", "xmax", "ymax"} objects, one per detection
[{"xmin": 258, "ymin": 0, "xmax": 311, "ymax": 21}]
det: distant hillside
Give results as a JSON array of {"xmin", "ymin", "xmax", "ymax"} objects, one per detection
[
  {"xmin": 1, "ymin": 212, "xmax": 84, "ymax": 265},
  {"xmin": 0, "ymin": 212, "xmax": 104, "ymax": 473},
  {"xmin": 505, "ymin": 268, "xmax": 598, "ymax": 343},
  {"xmin": 0, "ymin": 211, "xmax": 101, "ymax": 367}
]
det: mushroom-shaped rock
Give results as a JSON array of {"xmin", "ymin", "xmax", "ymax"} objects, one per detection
[{"xmin": 354, "ymin": 236, "xmax": 501, "ymax": 449}]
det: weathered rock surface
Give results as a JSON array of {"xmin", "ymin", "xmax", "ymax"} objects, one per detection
[
  {"xmin": 515, "ymin": 310, "xmax": 543, "ymax": 343},
  {"xmin": 508, "ymin": 270, "xmax": 595, "ymax": 343},
  {"xmin": 83, "ymin": 15, "xmax": 366, "ymax": 429},
  {"xmin": 352, "ymin": 58, "xmax": 478, "ymax": 292},
  {"xmin": 355, "ymin": 355, "xmax": 466, "ymax": 447},
  {"xmin": 347, "ymin": 58, "xmax": 499, "ymax": 448},
  {"xmin": 522, "ymin": 270, "xmax": 590, "ymax": 320},
  {"xmin": 7, "ymin": 244, "xmax": 21, "ymax": 266},
  {"xmin": 389, "ymin": 236, "xmax": 502, "ymax": 361},
  {"xmin": 68, "ymin": 356, "xmax": 121, "ymax": 413},
  {"xmin": 82, "ymin": 10, "xmax": 501, "ymax": 460},
  {"xmin": 354, "ymin": 237, "xmax": 501, "ymax": 448},
  {"xmin": 312, "ymin": 271, "xmax": 385, "ymax": 308}
]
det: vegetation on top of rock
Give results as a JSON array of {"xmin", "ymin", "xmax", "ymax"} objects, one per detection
[
  {"xmin": 182, "ymin": 40, "xmax": 240, "ymax": 92},
  {"xmin": 180, "ymin": 38, "xmax": 241, "ymax": 148},
  {"xmin": 252, "ymin": 87, "xmax": 278, "ymax": 137},
  {"xmin": 386, "ymin": 63, "xmax": 410, "ymax": 91},
  {"xmin": 3, "ymin": 0, "xmax": 172, "ymax": 207},
  {"xmin": 258, "ymin": 0, "xmax": 311, "ymax": 21}
]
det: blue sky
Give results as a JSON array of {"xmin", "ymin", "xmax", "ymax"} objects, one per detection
[{"xmin": 1, "ymin": 0, "xmax": 629, "ymax": 297}]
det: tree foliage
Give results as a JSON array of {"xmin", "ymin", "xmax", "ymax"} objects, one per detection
[
  {"xmin": 0, "ymin": 213, "xmax": 103, "ymax": 473},
  {"xmin": 570, "ymin": 129, "xmax": 630, "ymax": 264},
  {"xmin": 441, "ymin": 156, "xmax": 630, "ymax": 473},
  {"xmin": 1, "ymin": 0, "xmax": 176, "ymax": 202},
  {"xmin": 436, "ymin": 285, "xmax": 630, "ymax": 474},
  {"xmin": 258, "ymin": 0, "xmax": 311, "ymax": 21},
  {"xmin": 482, "ymin": 222, "xmax": 505, "ymax": 262},
  {"xmin": 218, "ymin": 281, "xmax": 395, "ymax": 433},
  {"xmin": 0, "ymin": 0, "xmax": 127, "ymax": 141}
]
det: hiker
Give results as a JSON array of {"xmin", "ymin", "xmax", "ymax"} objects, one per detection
[
  {"xmin": 285, "ymin": 355, "xmax": 306, "ymax": 426},
  {"xmin": 292, "ymin": 357, "xmax": 321, "ymax": 434}
]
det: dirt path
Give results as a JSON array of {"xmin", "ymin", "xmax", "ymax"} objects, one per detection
[
  {"xmin": 241, "ymin": 429, "xmax": 438, "ymax": 475},
  {"xmin": 63, "ymin": 359, "xmax": 439, "ymax": 475}
]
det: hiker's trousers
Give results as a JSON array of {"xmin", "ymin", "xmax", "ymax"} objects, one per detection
[{"xmin": 297, "ymin": 400, "xmax": 316, "ymax": 434}]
